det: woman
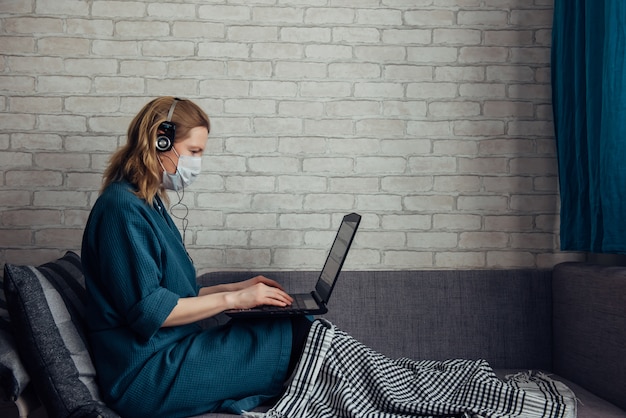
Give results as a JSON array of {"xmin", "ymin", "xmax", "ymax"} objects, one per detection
[{"xmin": 81, "ymin": 97, "xmax": 311, "ymax": 417}]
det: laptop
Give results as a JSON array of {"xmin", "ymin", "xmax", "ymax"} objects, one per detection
[{"xmin": 226, "ymin": 212, "xmax": 361, "ymax": 318}]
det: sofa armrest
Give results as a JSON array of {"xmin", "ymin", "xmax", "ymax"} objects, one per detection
[{"xmin": 552, "ymin": 262, "xmax": 626, "ymax": 411}]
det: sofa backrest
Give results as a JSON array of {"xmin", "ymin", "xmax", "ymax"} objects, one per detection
[
  {"xmin": 552, "ymin": 262, "xmax": 626, "ymax": 411},
  {"xmin": 198, "ymin": 269, "xmax": 553, "ymax": 370}
]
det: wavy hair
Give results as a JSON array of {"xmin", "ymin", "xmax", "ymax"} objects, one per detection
[{"xmin": 102, "ymin": 97, "xmax": 210, "ymax": 204}]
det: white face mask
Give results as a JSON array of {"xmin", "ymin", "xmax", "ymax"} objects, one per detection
[{"xmin": 160, "ymin": 149, "xmax": 202, "ymax": 191}]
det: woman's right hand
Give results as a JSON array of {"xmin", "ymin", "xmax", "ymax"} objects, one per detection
[{"xmin": 226, "ymin": 281, "xmax": 293, "ymax": 310}]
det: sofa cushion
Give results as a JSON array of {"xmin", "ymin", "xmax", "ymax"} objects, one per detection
[
  {"xmin": 3, "ymin": 251, "xmax": 120, "ymax": 418},
  {"xmin": 553, "ymin": 262, "xmax": 626, "ymax": 412},
  {"xmin": 0, "ymin": 276, "xmax": 30, "ymax": 402}
]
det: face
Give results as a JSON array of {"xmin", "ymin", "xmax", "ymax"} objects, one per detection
[{"xmin": 160, "ymin": 126, "xmax": 209, "ymax": 174}]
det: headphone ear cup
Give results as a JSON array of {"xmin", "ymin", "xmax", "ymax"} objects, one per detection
[
  {"xmin": 156, "ymin": 134, "xmax": 172, "ymax": 152},
  {"xmin": 156, "ymin": 121, "xmax": 175, "ymax": 152}
]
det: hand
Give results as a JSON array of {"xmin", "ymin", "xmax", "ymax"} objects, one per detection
[{"xmin": 226, "ymin": 276, "xmax": 293, "ymax": 310}]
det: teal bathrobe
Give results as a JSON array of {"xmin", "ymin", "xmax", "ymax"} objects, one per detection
[{"xmin": 81, "ymin": 181, "xmax": 292, "ymax": 417}]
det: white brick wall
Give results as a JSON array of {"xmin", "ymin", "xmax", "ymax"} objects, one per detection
[{"xmin": 0, "ymin": 0, "xmax": 584, "ymax": 272}]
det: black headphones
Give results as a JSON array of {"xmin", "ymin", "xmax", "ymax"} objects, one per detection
[{"xmin": 155, "ymin": 98, "xmax": 180, "ymax": 152}]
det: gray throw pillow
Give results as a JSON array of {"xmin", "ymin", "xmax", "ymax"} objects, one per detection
[{"xmin": 3, "ymin": 251, "xmax": 120, "ymax": 418}]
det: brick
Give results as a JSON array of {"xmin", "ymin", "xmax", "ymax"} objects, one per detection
[
  {"xmin": 66, "ymin": 19, "xmax": 114, "ymax": 36},
  {"xmin": 304, "ymin": 157, "xmax": 354, "ymax": 173},
  {"xmin": 429, "ymin": 101, "xmax": 481, "ymax": 117},
  {"xmin": 433, "ymin": 176, "xmax": 481, "ymax": 192},
  {"xmin": 303, "ymin": 193, "xmax": 355, "ymax": 211},
  {"xmin": 198, "ymin": 42, "xmax": 249, "ymax": 58},
  {"xmin": 305, "ymin": 8, "xmax": 354, "ymax": 24},
  {"xmin": 172, "ymin": 21, "xmax": 224, "ymax": 39},
  {"xmin": 88, "ymin": 116, "xmax": 132, "ymax": 134},
  {"xmin": 279, "ymin": 101, "xmax": 324, "ymax": 117},
  {"xmin": 358, "ymin": 46, "xmax": 406, "ymax": 62},
  {"xmin": 91, "ymin": 1, "xmax": 145, "ymax": 17},
  {"xmin": 357, "ymin": 9, "xmax": 402, "ymax": 25},
  {"xmin": 228, "ymin": 61, "xmax": 273, "ymax": 78},
  {"xmin": 459, "ymin": 231, "xmax": 508, "ymax": 248},
  {"xmin": 355, "ymin": 157, "xmax": 406, "ymax": 173},
  {"xmin": 483, "ymin": 176, "xmax": 533, "ymax": 193},
  {"xmin": 33, "ymin": 191, "xmax": 89, "ymax": 207},
  {"xmin": 407, "ymin": 82, "xmax": 457, "ymax": 98},
  {"xmin": 121, "ymin": 60, "xmax": 167, "ymax": 76},
  {"xmin": 1, "ymin": 210, "xmax": 61, "ymax": 226},
  {"xmin": 38, "ymin": 115, "xmax": 87, "ymax": 132},
  {"xmin": 408, "ymin": 157, "xmax": 456, "ymax": 174},
  {"xmin": 5, "ymin": 17, "xmax": 63, "ymax": 34},
  {"xmin": 35, "ymin": 228, "xmax": 83, "ymax": 247},
  {"xmin": 383, "ymin": 29, "xmax": 431, "ymax": 45},
  {"xmin": 66, "ymin": 96, "xmax": 119, "ymax": 113},
  {"xmin": 356, "ymin": 119, "xmax": 405, "ymax": 137},
  {"xmin": 457, "ymin": 195, "xmax": 508, "ymax": 211},
  {"xmin": 249, "ymin": 156, "xmax": 300, "ymax": 173},
  {"xmin": 279, "ymin": 175, "xmax": 327, "ymax": 192},
  {"xmin": 0, "ymin": 230, "xmax": 32, "ymax": 246},
  {"xmin": 329, "ymin": 63, "xmax": 380, "ymax": 79},
  {"xmin": 408, "ymin": 232, "xmax": 458, "ymax": 248},
  {"xmin": 279, "ymin": 137, "xmax": 326, "ymax": 154},
  {"xmin": 35, "ymin": 153, "xmax": 90, "ymax": 169},
  {"xmin": 11, "ymin": 97, "xmax": 62, "ymax": 113},
  {"xmin": 65, "ymin": 58, "xmax": 118, "ymax": 75},
  {"xmin": 250, "ymin": 230, "xmax": 303, "ymax": 247},
  {"xmin": 381, "ymin": 176, "xmax": 433, "ymax": 192},
  {"xmin": 434, "ymin": 29, "xmax": 482, "ymax": 45},
  {"xmin": 6, "ymin": 170, "xmax": 62, "ymax": 187},
  {"xmin": 0, "ymin": 37, "xmax": 35, "ymax": 54},
  {"xmin": 252, "ymin": 7, "xmax": 304, "ymax": 23},
  {"xmin": 253, "ymin": 117, "xmax": 302, "ymax": 134},
  {"xmin": 251, "ymin": 81, "xmax": 298, "ymax": 97},
  {"xmin": 404, "ymin": 195, "xmax": 455, "ymax": 211},
  {"xmin": 384, "ymin": 251, "xmax": 433, "ymax": 268},
  {"xmin": 38, "ymin": 76, "xmax": 91, "ymax": 93},
  {"xmin": 251, "ymin": 43, "xmax": 303, "ymax": 59},
  {"xmin": 281, "ymin": 27, "xmax": 330, "ymax": 43},
  {"xmin": 486, "ymin": 251, "xmax": 536, "ymax": 268},
  {"xmin": 225, "ymin": 176, "xmax": 275, "ymax": 192},
  {"xmin": 254, "ymin": 193, "xmax": 303, "ymax": 210},
  {"xmin": 225, "ymin": 99, "xmax": 275, "ymax": 114},
  {"xmin": 198, "ymin": 5, "xmax": 251, "ymax": 21},
  {"xmin": 305, "ymin": 44, "xmax": 352, "ymax": 60},
  {"xmin": 12, "ymin": 133, "xmax": 63, "ymax": 150},
  {"xmin": 147, "ymin": 2, "xmax": 196, "ymax": 18},
  {"xmin": 434, "ymin": 214, "xmax": 481, "ymax": 230},
  {"xmin": 197, "ymin": 230, "xmax": 248, "ymax": 246},
  {"xmin": 331, "ymin": 177, "xmax": 379, "ymax": 193},
  {"xmin": 300, "ymin": 81, "xmax": 351, "ymax": 97},
  {"xmin": 275, "ymin": 62, "xmax": 326, "ymax": 79},
  {"xmin": 435, "ymin": 252, "xmax": 485, "ymax": 268},
  {"xmin": 484, "ymin": 215, "xmax": 534, "ymax": 232},
  {"xmin": 433, "ymin": 139, "xmax": 478, "ymax": 155},
  {"xmin": 38, "ymin": 37, "xmax": 90, "ymax": 56},
  {"xmin": 354, "ymin": 82, "xmax": 404, "ymax": 98},
  {"xmin": 454, "ymin": 120, "xmax": 505, "ymax": 136},
  {"xmin": 357, "ymin": 194, "xmax": 402, "ymax": 211},
  {"xmin": 116, "ymin": 20, "xmax": 169, "ymax": 37},
  {"xmin": 383, "ymin": 101, "xmax": 428, "ymax": 117},
  {"xmin": 328, "ymin": 138, "xmax": 380, "ymax": 156},
  {"xmin": 304, "ymin": 119, "xmax": 353, "ymax": 136},
  {"xmin": 333, "ymin": 27, "xmax": 380, "ymax": 43},
  {"xmin": 225, "ymin": 249, "xmax": 271, "ymax": 267},
  {"xmin": 0, "ymin": 76, "xmax": 35, "ymax": 93},
  {"xmin": 458, "ymin": 10, "xmax": 508, "ymax": 26}
]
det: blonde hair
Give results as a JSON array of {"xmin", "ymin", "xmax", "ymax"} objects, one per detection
[{"xmin": 102, "ymin": 97, "xmax": 210, "ymax": 204}]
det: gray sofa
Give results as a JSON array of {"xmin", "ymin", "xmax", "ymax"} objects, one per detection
[{"xmin": 2, "ymin": 259, "xmax": 626, "ymax": 417}]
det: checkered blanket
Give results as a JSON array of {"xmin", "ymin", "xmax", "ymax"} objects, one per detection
[{"xmin": 245, "ymin": 319, "xmax": 576, "ymax": 418}]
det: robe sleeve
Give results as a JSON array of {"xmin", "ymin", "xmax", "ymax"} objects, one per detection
[{"xmin": 88, "ymin": 194, "xmax": 180, "ymax": 341}]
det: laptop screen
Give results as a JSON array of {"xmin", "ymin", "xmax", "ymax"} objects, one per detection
[{"xmin": 315, "ymin": 213, "xmax": 361, "ymax": 302}]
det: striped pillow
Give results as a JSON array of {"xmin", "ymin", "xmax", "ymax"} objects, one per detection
[{"xmin": 3, "ymin": 251, "xmax": 120, "ymax": 418}]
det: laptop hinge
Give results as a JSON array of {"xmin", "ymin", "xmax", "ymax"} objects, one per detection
[{"xmin": 311, "ymin": 291, "xmax": 324, "ymax": 305}]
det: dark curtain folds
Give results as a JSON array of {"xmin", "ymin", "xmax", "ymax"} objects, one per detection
[{"xmin": 552, "ymin": 0, "xmax": 626, "ymax": 253}]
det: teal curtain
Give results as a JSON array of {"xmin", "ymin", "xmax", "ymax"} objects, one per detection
[{"xmin": 552, "ymin": 0, "xmax": 626, "ymax": 252}]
